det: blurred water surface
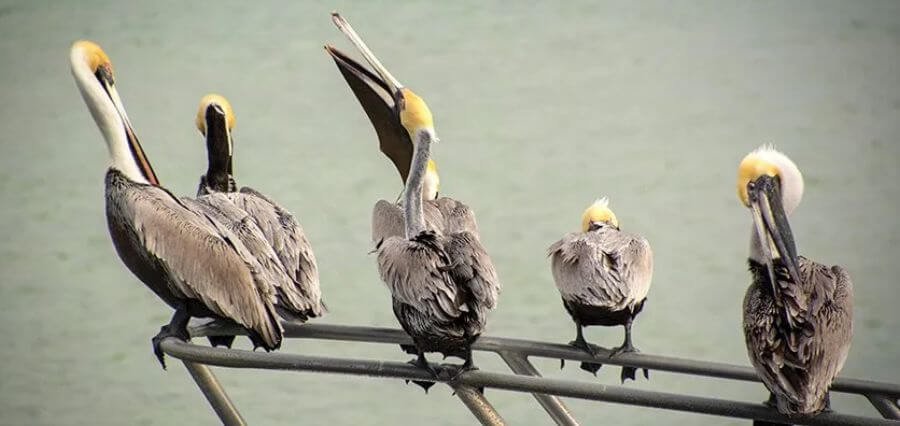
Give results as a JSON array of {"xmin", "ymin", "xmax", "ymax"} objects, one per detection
[{"xmin": 1, "ymin": 1, "xmax": 898, "ymax": 424}]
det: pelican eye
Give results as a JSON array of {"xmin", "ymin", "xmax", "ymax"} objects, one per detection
[
  {"xmin": 394, "ymin": 92, "xmax": 406, "ymax": 112},
  {"xmin": 95, "ymin": 63, "xmax": 114, "ymax": 85}
]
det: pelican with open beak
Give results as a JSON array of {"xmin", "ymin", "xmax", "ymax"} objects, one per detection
[
  {"xmin": 324, "ymin": 17, "xmax": 479, "ymax": 247},
  {"xmin": 737, "ymin": 146, "xmax": 853, "ymax": 421},
  {"xmin": 326, "ymin": 14, "xmax": 500, "ymax": 392},
  {"xmin": 70, "ymin": 41, "xmax": 285, "ymax": 367}
]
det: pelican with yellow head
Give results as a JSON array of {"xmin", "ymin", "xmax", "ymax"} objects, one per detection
[
  {"xmin": 195, "ymin": 94, "xmax": 236, "ymax": 194},
  {"xmin": 324, "ymin": 16, "xmax": 478, "ymax": 246},
  {"xmin": 70, "ymin": 41, "xmax": 286, "ymax": 366},
  {"xmin": 190, "ymin": 93, "xmax": 327, "ymax": 348},
  {"xmin": 549, "ymin": 198, "xmax": 653, "ymax": 382},
  {"xmin": 737, "ymin": 146, "xmax": 853, "ymax": 418},
  {"xmin": 326, "ymin": 13, "xmax": 500, "ymax": 391}
]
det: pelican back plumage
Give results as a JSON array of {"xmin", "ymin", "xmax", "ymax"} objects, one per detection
[
  {"xmin": 371, "ymin": 197, "xmax": 479, "ymax": 245},
  {"xmin": 549, "ymin": 227, "xmax": 653, "ymax": 317},
  {"xmin": 744, "ymin": 256, "xmax": 854, "ymax": 415},
  {"xmin": 105, "ymin": 169, "xmax": 282, "ymax": 350},
  {"xmin": 377, "ymin": 230, "xmax": 499, "ymax": 357}
]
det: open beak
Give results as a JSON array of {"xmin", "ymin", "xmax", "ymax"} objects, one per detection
[
  {"xmin": 97, "ymin": 69, "xmax": 159, "ymax": 186},
  {"xmin": 325, "ymin": 13, "xmax": 413, "ymax": 182},
  {"xmin": 748, "ymin": 175, "xmax": 803, "ymax": 297},
  {"xmin": 204, "ymin": 104, "xmax": 233, "ymax": 175},
  {"xmin": 331, "ymin": 13, "xmax": 404, "ymax": 94}
]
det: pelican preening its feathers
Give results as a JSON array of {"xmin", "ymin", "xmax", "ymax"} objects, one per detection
[
  {"xmin": 328, "ymin": 13, "xmax": 500, "ymax": 391},
  {"xmin": 549, "ymin": 198, "xmax": 653, "ymax": 382},
  {"xmin": 738, "ymin": 146, "xmax": 853, "ymax": 420}
]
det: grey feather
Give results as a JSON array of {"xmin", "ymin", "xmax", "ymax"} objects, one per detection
[
  {"xmin": 376, "ymin": 230, "xmax": 500, "ymax": 353},
  {"xmin": 548, "ymin": 227, "xmax": 653, "ymax": 312},
  {"xmin": 105, "ymin": 170, "xmax": 282, "ymax": 348},
  {"xmin": 371, "ymin": 197, "xmax": 479, "ymax": 245},
  {"xmin": 194, "ymin": 185, "xmax": 326, "ymax": 320}
]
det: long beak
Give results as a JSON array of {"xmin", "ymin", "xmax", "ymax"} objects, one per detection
[
  {"xmin": 101, "ymin": 76, "xmax": 159, "ymax": 186},
  {"xmin": 204, "ymin": 104, "xmax": 233, "ymax": 176},
  {"xmin": 748, "ymin": 175, "xmax": 804, "ymax": 292},
  {"xmin": 331, "ymin": 13, "xmax": 403, "ymax": 94},
  {"xmin": 324, "ymin": 44, "xmax": 413, "ymax": 182}
]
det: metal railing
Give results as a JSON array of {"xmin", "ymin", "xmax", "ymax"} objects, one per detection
[{"xmin": 159, "ymin": 322, "xmax": 900, "ymax": 426}]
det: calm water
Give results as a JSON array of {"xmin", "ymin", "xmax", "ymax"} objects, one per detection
[{"xmin": 1, "ymin": 1, "xmax": 898, "ymax": 424}]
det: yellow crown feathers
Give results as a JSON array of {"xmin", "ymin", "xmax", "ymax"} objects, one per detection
[
  {"xmin": 72, "ymin": 40, "xmax": 112, "ymax": 73},
  {"xmin": 736, "ymin": 145, "xmax": 781, "ymax": 207},
  {"xmin": 581, "ymin": 197, "xmax": 619, "ymax": 232},
  {"xmin": 195, "ymin": 94, "xmax": 236, "ymax": 136}
]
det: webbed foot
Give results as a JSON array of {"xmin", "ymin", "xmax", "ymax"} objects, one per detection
[
  {"xmin": 609, "ymin": 342, "xmax": 649, "ymax": 382},
  {"xmin": 151, "ymin": 323, "xmax": 190, "ymax": 370},
  {"xmin": 405, "ymin": 354, "xmax": 438, "ymax": 393},
  {"xmin": 567, "ymin": 338, "xmax": 603, "ymax": 375}
]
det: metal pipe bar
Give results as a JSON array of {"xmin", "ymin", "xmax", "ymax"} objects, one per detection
[
  {"xmin": 160, "ymin": 338, "xmax": 895, "ymax": 426},
  {"xmin": 450, "ymin": 384, "xmax": 507, "ymax": 426},
  {"xmin": 866, "ymin": 394, "xmax": 900, "ymax": 420},
  {"xmin": 497, "ymin": 351, "xmax": 579, "ymax": 426},
  {"xmin": 191, "ymin": 322, "xmax": 900, "ymax": 398},
  {"xmin": 182, "ymin": 361, "xmax": 247, "ymax": 426}
]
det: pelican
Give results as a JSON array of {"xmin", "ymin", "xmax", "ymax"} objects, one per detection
[
  {"xmin": 70, "ymin": 40, "xmax": 283, "ymax": 367},
  {"xmin": 737, "ymin": 146, "xmax": 853, "ymax": 422},
  {"xmin": 188, "ymin": 94, "xmax": 326, "ymax": 347},
  {"xmin": 324, "ymin": 39, "xmax": 478, "ymax": 245},
  {"xmin": 548, "ymin": 198, "xmax": 653, "ymax": 382},
  {"xmin": 329, "ymin": 14, "xmax": 500, "ymax": 391}
]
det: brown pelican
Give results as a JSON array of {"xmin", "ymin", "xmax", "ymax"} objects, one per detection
[
  {"xmin": 329, "ymin": 13, "xmax": 500, "ymax": 391},
  {"xmin": 548, "ymin": 198, "xmax": 653, "ymax": 382},
  {"xmin": 737, "ymin": 146, "xmax": 853, "ymax": 423},
  {"xmin": 189, "ymin": 94, "xmax": 327, "ymax": 347},
  {"xmin": 324, "ymin": 41, "xmax": 479, "ymax": 245},
  {"xmin": 70, "ymin": 40, "xmax": 283, "ymax": 367}
]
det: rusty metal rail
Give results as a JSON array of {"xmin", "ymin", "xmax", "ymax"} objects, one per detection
[{"xmin": 157, "ymin": 322, "xmax": 900, "ymax": 425}]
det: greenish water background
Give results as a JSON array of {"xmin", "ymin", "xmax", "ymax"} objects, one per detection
[{"xmin": 1, "ymin": 1, "xmax": 898, "ymax": 424}]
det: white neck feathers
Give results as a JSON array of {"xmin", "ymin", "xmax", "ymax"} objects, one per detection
[{"xmin": 70, "ymin": 46, "xmax": 149, "ymax": 184}]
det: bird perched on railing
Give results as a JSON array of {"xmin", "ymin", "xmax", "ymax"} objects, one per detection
[
  {"xmin": 327, "ymin": 13, "xmax": 500, "ymax": 392},
  {"xmin": 549, "ymin": 198, "xmax": 653, "ymax": 382},
  {"xmin": 187, "ymin": 94, "xmax": 327, "ymax": 348},
  {"xmin": 736, "ymin": 146, "xmax": 853, "ymax": 424},
  {"xmin": 70, "ymin": 41, "xmax": 284, "ymax": 367}
]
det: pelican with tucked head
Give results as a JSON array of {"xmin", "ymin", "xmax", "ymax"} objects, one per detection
[
  {"xmin": 328, "ymin": 13, "xmax": 500, "ymax": 392},
  {"xmin": 737, "ymin": 146, "xmax": 853, "ymax": 421},
  {"xmin": 549, "ymin": 198, "xmax": 653, "ymax": 382},
  {"xmin": 70, "ymin": 41, "xmax": 285, "ymax": 366},
  {"xmin": 324, "ymin": 25, "xmax": 478, "ymax": 245},
  {"xmin": 188, "ymin": 94, "xmax": 326, "ymax": 348}
]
